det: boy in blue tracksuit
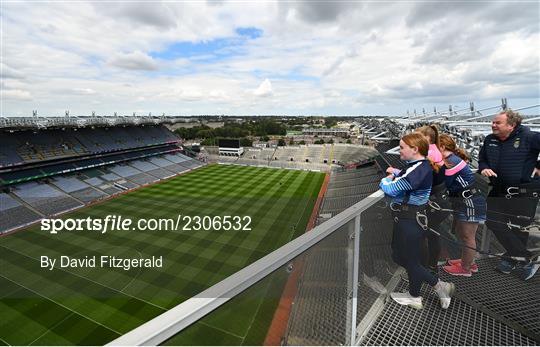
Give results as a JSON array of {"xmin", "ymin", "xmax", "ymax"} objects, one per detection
[{"xmin": 380, "ymin": 133, "xmax": 455, "ymax": 310}]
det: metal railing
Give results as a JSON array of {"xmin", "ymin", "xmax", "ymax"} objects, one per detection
[{"xmin": 108, "ymin": 190, "xmax": 386, "ymax": 346}]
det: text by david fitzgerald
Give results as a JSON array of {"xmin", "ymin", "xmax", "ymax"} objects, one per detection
[{"xmin": 40, "ymin": 255, "xmax": 163, "ymax": 271}]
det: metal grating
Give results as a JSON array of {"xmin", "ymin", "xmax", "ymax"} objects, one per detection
[
  {"xmin": 359, "ymin": 279, "xmax": 537, "ymax": 346},
  {"xmin": 284, "ymin": 228, "xmax": 350, "ymax": 346},
  {"xmin": 439, "ymin": 257, "xmax": 540, "ymax": 338}
]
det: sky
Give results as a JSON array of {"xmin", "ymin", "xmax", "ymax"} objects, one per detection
[{"xmin": 1, "ymin": 1, "xmax": 539, "ymax": 117}]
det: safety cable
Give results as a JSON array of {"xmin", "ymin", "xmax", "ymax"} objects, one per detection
[{"xmin": 411, "ymin": 211, "xmax": 540, "ymax": 265}]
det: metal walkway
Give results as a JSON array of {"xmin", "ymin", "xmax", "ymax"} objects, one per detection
[
  {"xmin": 359, "ymin": 273, "xmax": 537, "ymax": 346},
  {"xmin": 358, "ymin": 255, "xmax": 539, "ymax": 345}
]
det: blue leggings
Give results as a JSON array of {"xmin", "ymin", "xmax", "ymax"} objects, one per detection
[{"xmin": 392, "ymin": 218, "xmax": 438, "ymax": 297}]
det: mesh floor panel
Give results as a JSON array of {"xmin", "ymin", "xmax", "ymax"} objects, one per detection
[
  {"xmin": 439, "ymin": 257, "xmax": 540, "ymax": 338},
  {"xmin": 359, "ymin": 280, "xmax": 537, "ymax": 346}
]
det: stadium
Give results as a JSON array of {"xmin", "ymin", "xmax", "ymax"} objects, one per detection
[{"xmin": 1, "ymin": 100, "xmax": 539, "ymax": 346}]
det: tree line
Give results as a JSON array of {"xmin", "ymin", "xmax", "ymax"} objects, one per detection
[{"xmin": 174, "ymin": 119, "xmax": 287, "ymax": 146}]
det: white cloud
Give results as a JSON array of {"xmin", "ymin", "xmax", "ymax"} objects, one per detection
[
  {"xmin": 108, "ymin": 51, "xmax": 159, "ymax": 71},
  {"xmin": 1, "ymin": 1, "xmax": 538, "ymax": 116},
  {"xmin": 3, "ymin": 89, "xmax": 32, "ymax": 100},
  {"xmin": 253, "ymin": 79, "xmax": 273, "ymax": 97},
  {"xmin": 1, "ymin": 63, "xmax": 25, "ymax": 79},
  {"xmin": 72, "ymin": 88, "xmax": 97, "ymax": 95}
]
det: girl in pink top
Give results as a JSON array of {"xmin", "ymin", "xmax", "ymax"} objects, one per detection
[{"xmin": 417, "ymin": 125, "xmax": 444, "ymax": 167}]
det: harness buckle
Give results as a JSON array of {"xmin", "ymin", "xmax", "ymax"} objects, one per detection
[
  {"xmin": 428, "ymin": 200, "xmax": 441, "ymax": 211},
  {"xmin": 522, "ymin": 224, "xmax": 540, "ymax": 234},
  {"xmin": 416, "ymin": 212, "xmax": 429, "ymax": 230},
  {"xmin": 390, "ymin": 202, "xmax": 400, "ymax": 212},
  {"xmin": 461, "ymin": 189, "xmax": 473, "ymax": 199},
  {"xmin": 506, "ymin": 220, "xmax": 522, "ymax": 230},
  {"xmin": 505, "ymin": 186, "xmax": 520, "ymax": 199}
]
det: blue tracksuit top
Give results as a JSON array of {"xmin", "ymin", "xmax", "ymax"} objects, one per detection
[
  {"xmin": 379, "ymin": 159, "xmax": 433, "ymax": 205},
  {"xmin": 444, "ymin": 153, "xmax": 476, "ymax": 193}
]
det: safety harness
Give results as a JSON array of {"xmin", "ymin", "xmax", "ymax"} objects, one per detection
[
  {"xmin": 421, "ymin": 200, "xmax": 540, "ymax": 265},
  {"xmin": 390, "ymin": 202, "xmax": 428, "ymax": 225},
  {"xmin": 501, "ymin": 184, "xmax": 540, "ymax": 199},
  {"xmin": 386, "ymin": 181, "xmax": 540, "ymax": 265}
]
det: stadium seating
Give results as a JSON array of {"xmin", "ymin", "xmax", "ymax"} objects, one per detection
[
  {"xmin": 0, "ymin": 193, "xmax": 42, "ymax": 233},
  {"xmin": 99, "ymin": 172, "xmax": 122, "ymax": 181},
  {"xmin": 163, "ymin": 153, "xmax": 186, "ymax": 163},
  {"xmin": 375, "ymin": 140, "xmax": 406, "ymax": 169},
  {"xmin": 209, "ymin": 144, "xmax": 378, "ymax": 171},
  {"xmin": 0, "ymin": 120, "xmax": 211, "ymax": 233},
  {"xmin": 12, "ymin": 181, "xmax": 83, "ymax": 216},
  {"xmin": 51, "ymin": 176, "xmax": 90, "ymax": 193},
  {"xmin": 0, "ymin": 121, "xmax": 208, "ymax": 233},
  {"xmin": 126, "ymin": 172, "xmax": 158, "ymax": 186},
  {"xmin": 0, "ymin": 136, "xmax": 25, "ymax": 167},
  {"xmin": 70, "ymin": 187, "xmax": 108, "ymax": 203},
  {"xmin": 109, "ymin": 164, "xmax": 142, "ymax": 177},
  {"xmin": 148, "ymin": 157, "xmax": 175, "ymax": 168},
  {"xmin": 318, "ymin": 164, "xmax": 384, "ymax": 217},
  {"xmin": 83, "ymin": 176, "xmax": 104, "ymax": 186},
  {"xmin": 0, "ymin": 125, "xmax": 179, "ymax": 168},
  {"xmin": 129, "ymin": 160, "xmax": 160, "ymax": 172}
]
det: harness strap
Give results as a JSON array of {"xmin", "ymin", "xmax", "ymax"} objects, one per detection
[
  {"xmin": 390, "ymin": 203, "xmax": 427, "ymax": 222},
  {"xmin": 504, "ymin": 186, "xmax": 540, "ymax": 199}
]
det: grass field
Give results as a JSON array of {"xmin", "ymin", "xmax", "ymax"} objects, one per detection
[{"xmin": 0, "ymin": 164, "xmax": 325, "ymax": 345}]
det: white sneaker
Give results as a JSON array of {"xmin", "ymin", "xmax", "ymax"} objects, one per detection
[
  {"xmin": 390, "ymin": 292, "xmax": 423, "ymax": 309},
  {"xmin": 363, "ymin": 273, "xmax": 388, "ymax": 295},
  {"xmin": 434, "ymin": 281, "xmax": 455, "ymax": 309}
]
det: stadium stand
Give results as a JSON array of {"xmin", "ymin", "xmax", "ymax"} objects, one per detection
[
  {"xmin": 126, "ymin": 172, "xmax": 158, "ymax": 186},
  {"xmin": 70, "ymin": 187, "xmax": 108, "ymax": 203},
  {"xmin": 163, "ymin": 153, "xmax": 187, "ymax": 163},
  {"xmin": 109, "ymin": 164, "xmax": 142, "ymax": 177},
  {"xmin": 0, "ymin": 125, "xmax": 177, "ymax": 168},
  {"xmin": 51, "ymin": 175, "xmax": 90, "ymax": 193},
  {"xmin": 0, "ymin": 193, "xmax": 42, "ymax": 233},
  {"xmin": 11, "ymin": 181, "xmax": 83, "ymax": 216},
  {"xmin": 374, "ymin": 140, "xmax": 406, "ymax": 170},
  {"xmin": 209, "ymin": 144, "xmax": 378, "ymax": 171},
  {"xmin": 146, "ymin": 168, "xmax": 174, "ymax": 179},
  {"xmin": 81, "ymin": 175, "xmax": 123, "ymax": 195},
  {"xmin": 0, "ymin": 119, "xmax": 206, "ymax": 233},
  {"xmin": 148, "ymin": 156, "xmax": 175, "ymax": 168},
  {"xmin": 0, "ymin": 136, "xmax": 25, "ymax": 167},
  {"xmin": 98, "ymin": 172, "xmax": 122, "ymax": 181},
  {"xmin": 83, "ymin": 176, "xmax": 105, "ymax": 186},
  {"xmin": 129, "ymin": 160, "xmax": 160, "ymax": 172}
]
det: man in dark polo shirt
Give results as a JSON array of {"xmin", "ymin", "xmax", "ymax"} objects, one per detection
[{"xmin": 478, "ymin": 109, "xmax": 540, "ymax": 280}]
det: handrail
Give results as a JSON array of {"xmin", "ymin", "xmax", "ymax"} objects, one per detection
[{"xmin": 108, "ymin": 190, "xmax": 385, "ymax": 346}]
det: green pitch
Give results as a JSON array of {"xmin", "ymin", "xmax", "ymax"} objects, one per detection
[{"xmin": 0, "ymin": 164, "xmax": 325, "ymax": 345}]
